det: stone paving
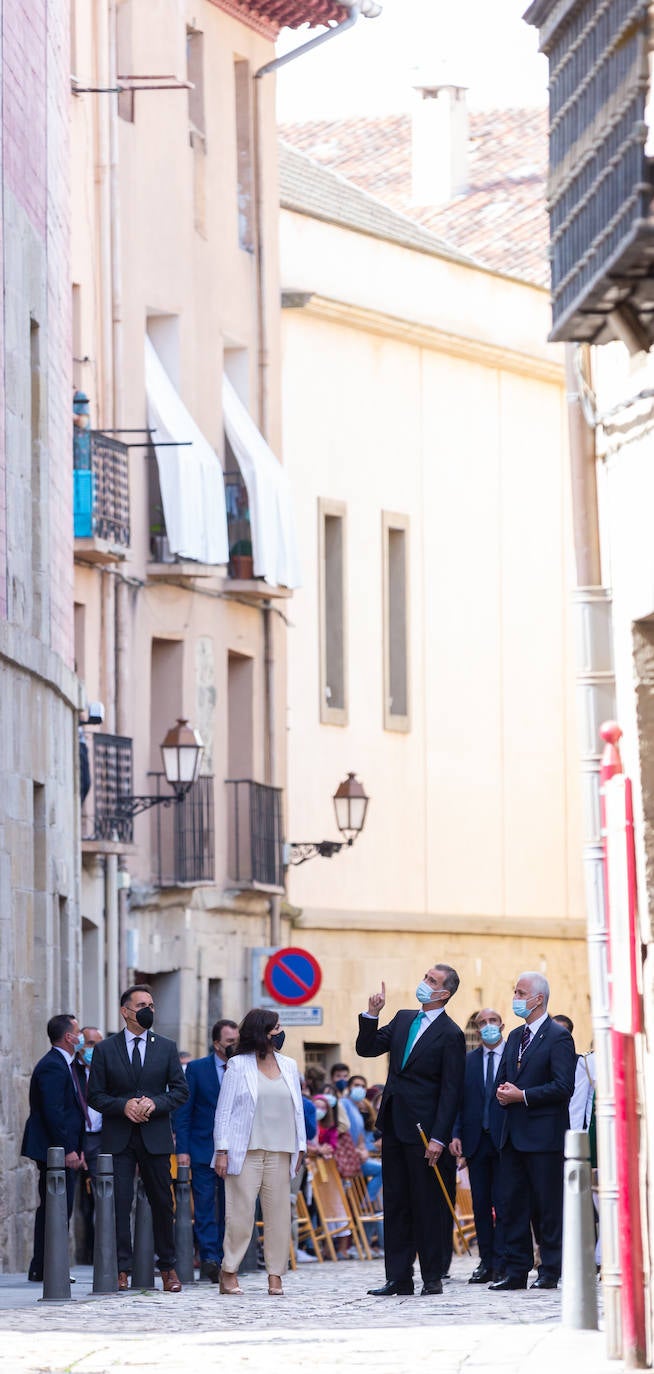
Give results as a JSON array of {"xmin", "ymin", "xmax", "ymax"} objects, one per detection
[{"xmin": 0, "ymin": 1253, "xmax": 619, "ymax": 1374}]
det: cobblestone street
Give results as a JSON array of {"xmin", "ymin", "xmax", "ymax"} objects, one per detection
[{"xmin": 0, "ymin": 1253, "xmax": 618, "ymax": 1374}]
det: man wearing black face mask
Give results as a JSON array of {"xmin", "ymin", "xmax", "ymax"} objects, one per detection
[{"xmin": 87, "ymin": 984, "xmax": 189, "ymax": 1292}]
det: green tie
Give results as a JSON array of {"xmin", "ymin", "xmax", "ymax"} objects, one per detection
[{"xmin": 401, "ymin": 1011, "xmax": 426, "ymax": 1069}]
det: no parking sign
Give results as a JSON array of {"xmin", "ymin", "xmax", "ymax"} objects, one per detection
[{"xmin": 263, "ymin": 947, "xmax": 322, "ymax": 1006}]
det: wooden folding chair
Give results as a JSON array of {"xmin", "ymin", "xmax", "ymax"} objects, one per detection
[
  {"xmin": 452, "ymin": 1175, "xmax": 477, "ymax": 1254},
  {"xmin": 346, "ymin": 1171, "xmax": 384, "ymax": 1261},
  {"xmin": 296, "ymin": 1190, "xmax": 323, "ymax": 1263},
  {"xmin": 307, "ymin": 1157, "xmax": 365, "ymax": 1261}
]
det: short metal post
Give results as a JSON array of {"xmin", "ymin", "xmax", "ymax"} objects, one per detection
[
  {"xmin": 92, "ymin": 1154, "xmax": 118, "ymax": 1294},
  {"xmin": 174, "ymin": 1164, "xmax": 195, "ymax": 1284},
  {"xmin": 131, "ymin": 1177, "xmax": 155, "ymax": 1288},
  {"xmin": 562, "ymin": 1129, "xmax": 599, "ymax": 1330},
  {"xmin": 42, "ymin": 1147, "xmax": 72, "ymax": 1304}
]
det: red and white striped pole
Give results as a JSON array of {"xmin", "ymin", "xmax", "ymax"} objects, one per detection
[{"xmin": 600, "ymin": 721, "xmax": 646, "ymax": 1368}]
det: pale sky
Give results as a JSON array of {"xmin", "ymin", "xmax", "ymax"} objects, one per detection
[{"xmin": 276, "ymin": 0, "xmax": 548, "ymax": 121}]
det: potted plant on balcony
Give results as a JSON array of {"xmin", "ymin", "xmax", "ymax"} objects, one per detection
[
  {"xmin": 229, "ymin": 537, "xmax": 254, "ymax": 581},
  {"xmin": 150, "ymin": 505, "xmax": 174, "ymax": 563}
]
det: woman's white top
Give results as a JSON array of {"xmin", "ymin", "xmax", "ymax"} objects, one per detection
[
  {"xmin": 212, "ymin": 1051, "xmax": 306, "ymax": 1177},
  {"xmin": 248, "ymin": 1071, "xmax": 295, "ymax": 1152}
]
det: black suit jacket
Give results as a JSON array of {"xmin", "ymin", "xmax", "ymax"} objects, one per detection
[
  {"xmin": 498, "ymin": 1016, "xmax": 575, "ymax": 1153},
  {"xmin": 453, "ymin": 1045, "xmax": 504, "ymax": 1156},
  {"xmin": 21, "ymin": 1048, "xmax": 85, "ymax": 1163},
  {"xmin": 356, "ymin": 1009, "xmax": 466, "ymax": 1146},
  {"xmin": 87, "ymin": 1029, "xmax": 189, "ymax": 1155}
]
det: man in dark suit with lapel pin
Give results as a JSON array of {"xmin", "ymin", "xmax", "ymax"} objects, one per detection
[
  {"xmin": 489, "ymin": 971, "xmax": 576, "ymax": 1292},
  {"xmin": 175, "ymin": 1018, "xmax": 239, "ymax": 1282},
  {"xmin": 87, "ymin": 984, "xmax": 189, "ymax": 1292},
  {"xmin": 356, "ymin": 964, "xmax": 466, "ymax": 1297},
  {"xmin": 21, "ymin": 1014, "xmax": 87, "ymax": 1282},
  {"xmin": 450, "ymin": 1007, "xmax": 507, "ymax": 1284}
]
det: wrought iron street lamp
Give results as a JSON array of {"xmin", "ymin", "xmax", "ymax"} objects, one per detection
[
  {"xmin": 117, "ymin": 718, "xmax": 204, "ymax": 818},
  {"xmin": 286, "ymin": 772, "xmax": 369, "ymax": 866}
]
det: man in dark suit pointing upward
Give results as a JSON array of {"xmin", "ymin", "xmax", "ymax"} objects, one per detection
[
  {"xmin": 88, "ymin": 984, "xmax": 189, "ymax": 1292},
  {"xmin": 356, "ymin": 964, "xmax": 466, "ymax": 1297}
]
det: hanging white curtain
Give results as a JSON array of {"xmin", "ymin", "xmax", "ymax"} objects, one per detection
[
  {"xmin": 145, "ymin": 337, "xmax": 229, "ymax": 565},
  {"xmin": 222, "ymin": 374, "xmax": 301, "ymax": 589}
]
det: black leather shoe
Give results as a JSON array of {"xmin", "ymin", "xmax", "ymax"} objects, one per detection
[
  {"xmin": 530, "ymin": 1276, "xmax": 558, "ymax": 1289},
  {"xmin": 27, "ymin": 1270, "xmax": 42, "ymax": 1283},
  {"xmin": 488, "ymin": 1275, "xmax": 528, "ymax": 1290},
  {"xmin": 469, "ymin": 1264, "xmax": 491, "ymax": 1284},
  {"xmin": 367, "ymin": 1279, "xmax": 414, "ymax": 1296},
  {"xmin": 420, "ymin": 1280, "xmax": 443, "ymax": 1295},
  {"xmin": 199, "ymin": 1260, "xmax": 220, "ymax": 1284}
]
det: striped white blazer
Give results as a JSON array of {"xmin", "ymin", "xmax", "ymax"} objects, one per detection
[{"xmin": 212, "ymin": 1051, "xmax": 307, "ymax": 1177}]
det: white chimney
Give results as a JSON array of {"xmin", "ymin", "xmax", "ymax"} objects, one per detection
[{"xmin": 411, "ymin": 81, "xmax": 469, "ymax": 206}]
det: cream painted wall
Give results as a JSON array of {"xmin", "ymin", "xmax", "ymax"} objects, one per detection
[{"xmin": 280, "ymin": 204, "xmax": 589, "ymax": 1052}]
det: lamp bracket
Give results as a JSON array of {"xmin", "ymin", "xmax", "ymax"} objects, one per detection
[
  {"xmin": 115, "ymin": 791, "xmax": 186, "ymax": 819},
  {"xmin": 286, "ymin": 838, "xmax": 353, "ymax": 866}
]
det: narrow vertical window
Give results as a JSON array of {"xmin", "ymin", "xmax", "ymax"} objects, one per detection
[
  {"xmin": 116, "ymin": 1, "xmax": 134, "ymax": 122},
  {"xmin": 319, "ymin": 499, "xmax": 347, "ymax": 725},
  {"xmin": 234, "ymin": 59, "xmax": 254, "ymax": 252},
  {"xmin": 187, "ymin": 28, "xmax": 206, "ymax": 234},
  {"xmin": 383, "ymin": 512, "xmax": 410, "ymax": 731}
]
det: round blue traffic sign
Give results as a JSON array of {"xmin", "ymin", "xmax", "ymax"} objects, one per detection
[{"xmin": 263, "ymin": 947, "xmax": 322, "ymax": 1006}]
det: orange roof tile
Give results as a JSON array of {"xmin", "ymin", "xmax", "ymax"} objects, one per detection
[
  {"xmin": 211, "ymin": 0, "xmax": 345, "ymax": 37},
  {"xmin": 279, "ymin": 109, "xmax": 550, "ymax": 288}
]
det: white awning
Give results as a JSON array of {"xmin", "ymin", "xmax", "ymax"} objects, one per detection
[
  {"xmin": 222, "ymin": 375, "xmax": 301, "ymax": 590},
  {"xmin": 145, "ymin": 337, "xmax": 229, "ymax": 565}
]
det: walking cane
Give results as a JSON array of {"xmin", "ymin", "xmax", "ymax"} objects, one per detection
[{"xmin": 417, "ymin": 1122, "xmax": 471, "ymax": 1256}]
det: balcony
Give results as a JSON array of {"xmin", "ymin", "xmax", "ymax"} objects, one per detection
[
  {"xmin": 226, "ymin": 779, "xmax": 285, "ymax": 892},
  {"xmin": 74, "ymin": 432, "xmax": 131, "ymax": 561},
  {"xmin": 149, "ymin": 773, "xmax": 215, "ymax": 886},
  {"xmin": 526, "ymin": 0, "xmax": 654, "ymax": 346},
  {"xmin": 81, "ymin": 733, "xmax": 134, "ymax": 849}
]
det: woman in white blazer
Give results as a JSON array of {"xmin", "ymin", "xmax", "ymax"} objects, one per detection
[{"xmin": 213, "ymin": 1007, "xmax": 306, "ymax": 1295}]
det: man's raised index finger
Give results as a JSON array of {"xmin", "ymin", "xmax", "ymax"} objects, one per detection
[{"xmin": 381, "ymin": 981, "xmax": 386, "ymax": 997}]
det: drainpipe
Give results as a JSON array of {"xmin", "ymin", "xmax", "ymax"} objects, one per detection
[{"xmin": 565, "ymin": 343, "xmax": 621, "ymax": 1358}]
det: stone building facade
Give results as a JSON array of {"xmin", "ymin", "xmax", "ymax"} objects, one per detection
[{"xmin": 0, "ymin": 0, "xmax": 81, "ymax": 1268}]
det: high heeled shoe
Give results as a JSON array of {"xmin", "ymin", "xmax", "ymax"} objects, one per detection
[
  {"xmin": 268, "ymin": 1276, "xmax": 284, "ymax": 1296},
  {"xmin": 219, "ymin": 1271, "xmax": 243, "ymax": 1295}
]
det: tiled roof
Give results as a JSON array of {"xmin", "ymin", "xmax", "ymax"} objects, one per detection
[
  {"xmin": 211, "ymin": 0, "xmax": 344, "ymax": 36},
  {"xmin": 279, "ymin": 109, "xmax": 550, "ymax": 288},
  {"xmin": 279, "ymin": 142, "xmax": 477, "ymax": 266}
]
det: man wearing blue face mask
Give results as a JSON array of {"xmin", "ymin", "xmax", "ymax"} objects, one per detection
[
  {"xmin": 73, "ymin": 1026, "xmax": 104, "ymax": 1263},
  {"xmin": 356, "ymin": 965, "xmax": 466, "ymax": 1296},
  {"xmin": 489, "ymin": 972, "xmax": 575, "ymax": 1292},
  {"xmin": 450, "ymin": 1009, "xmax": 506, "ymax": 1284}
]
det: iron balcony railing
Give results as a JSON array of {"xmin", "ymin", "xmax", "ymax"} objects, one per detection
[
  {"xmin": 149, "ymin": 773, "xmax": 215, "ymax": 886},
  {"xmin": 81, "ymin": 733, "xmax": 134, "ymax": 844},
  {"xmin": 226, "ymin": 779, "xmax": 285, "ymax": 891},
  {"xmin": 526, "ymin": 0, "xmax": 654, "ymax": 344},
  {"xmin": 74, "ymin": 431, "xmax": 130, "ymax": 547}
]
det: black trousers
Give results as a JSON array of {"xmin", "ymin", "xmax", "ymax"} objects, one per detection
[
  {"xmin": 381, "ymin": 1121, "xmax": 455, "ymax": 1285},
  {"xmin": 501, "ymin": 1141, "xmax": 564, "ymax": 1281},
  {"xmin": 467, "ymin": 1131, "xmax": 505, "ymax": 1274},
  {"xmin": 76, "ymin": 1131, "xmax": 102, "ymax": 1263},
  {"xmin": 30, "ymin": 1162, "xmax": 77, "ymax": 1278},
  {"xmin": 112, "ymin": 1126, "xmax": 176, "ymax": 1272}
]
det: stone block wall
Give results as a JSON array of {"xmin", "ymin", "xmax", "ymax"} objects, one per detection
[{"xmin": 0, "ymin": 0, "xmax": 80, "ymax": 1269}]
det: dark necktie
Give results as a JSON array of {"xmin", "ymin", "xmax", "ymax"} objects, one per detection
[
  {"xmin": 132, "ymin": 1037, "xmax": 143, "ymax": 1069},
  {"xmin": 70, "ymin": 1065, "xmax": 92, "ymax": 1129},
  {"xmin": 517, "ymin": 1024, "xmax": 531, "ymax": 1071},
  {"xmin": 482, "ymin": 1051, "xmax": 495, "ymax": 1130}
]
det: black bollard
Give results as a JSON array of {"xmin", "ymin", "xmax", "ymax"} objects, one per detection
[
  {"xmin": 92, "ymin": 1155, "xmax": 119, "ymax": 1294},
  {"xmin": 131, "ymin": 1178, "xmax": 155, "ymax": 1289},
  {"xmin": 42, "ymin": 1147, "xmax": 72, "ymax": 1304},
  {"xmin": 174, "ymin": 1165, "xmax": 195, "ymax": 1284}
]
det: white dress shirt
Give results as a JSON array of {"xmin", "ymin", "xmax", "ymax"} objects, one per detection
[
  {"xmin": 518, "ymin": 1011, "xmax": 549, "ymax": 1105},
  {"xmin": 54, "ymin": 1045, "xmax": 74, "ymax": 1066}
]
